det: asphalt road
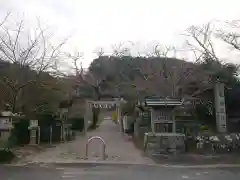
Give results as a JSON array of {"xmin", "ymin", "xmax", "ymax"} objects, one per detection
[{"xmin": 1, "ymin": 164, "xmax": 240, "ymax": 180}]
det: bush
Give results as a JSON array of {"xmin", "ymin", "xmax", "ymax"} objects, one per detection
[
  {"xmin": 12, "ymin": 118, "xmax": 30, "ymax": 146},
  {"xmin": 38, "ymin": 115, "xmax": 61, "ymax": 143},
  {"xmin": 200, "ymin": 125, "xmax": 209, "ymax": 131},
  {"xmin": 69, "ymin": 117, "xmax": 84, "ymax": 131},
  {"xmin": 0, "ymin": 149, "xmax": 15, "ymax": 163}
]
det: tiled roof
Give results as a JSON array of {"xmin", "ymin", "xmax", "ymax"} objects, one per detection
[{"xmin": 144, "ymin": 97, "xmax": 183, "ymax": 106}]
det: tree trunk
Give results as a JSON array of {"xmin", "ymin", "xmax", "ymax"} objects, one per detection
[
  {"xmin": 91, "ymin": 107, "xmax": 100, "ymax": 128},
  {"xmin": 89, "ymin": 87, "xmax": 101, "ymax": 129},
  {"xmin": 11, "ymin": 92, "xmax": 18, "ymax": 113}
]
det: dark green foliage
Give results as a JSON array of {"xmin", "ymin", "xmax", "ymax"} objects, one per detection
[
  {"xmin": 121, "ymin": 102, "xmax": 136, "ymax": 115},
  {"xmin": 11, "ymin": 118, "xmax": 30, "ymax": 146},
  {"xmin": 69, "ymin": 117, "xmax": 84, "ymax": 131},
  {"xmin": 194, "ymin": 103, "xmax": 216, "ymax": 128},
  {"xmin": 88, "ymin": 107, "xmax": 100, "ymax": 130},
  {"xmin": 87, "ymin": 56, "xmax": 196, "ymax": 99},
  {"xmin": 0, "ymin": 149, "xmax": 15, "ymax": 163},
  {"xmin": 0, "ymin": 60, "xmax": 64, "ymax": 114},
  {"xmin": 225, "ymin": 81, "xmax": 240, "ymax": 114},
  {"xmin": 38, "ymin": 114, "xmax": 61, "ymax": 143}
]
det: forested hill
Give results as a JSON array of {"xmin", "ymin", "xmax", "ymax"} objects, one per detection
[
  {"xmin": 84, "ymin": 56, "xmax": 210, "ymax": 100},
  {"xmin": 0, "ymin": 60, "xmax": 64, "ymax": 114}
]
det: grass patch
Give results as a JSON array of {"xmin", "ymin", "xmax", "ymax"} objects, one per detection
[
  {"xmin": 132, "ymin": 135, "xmax": 144, "ymax": 150},
  {"xmin": 0, "ymin": 149, "xmax": 15, "ymax": 163},
  {"xmin": 88, "ymin": 124, "xmax": 100, "ymax": 131}
]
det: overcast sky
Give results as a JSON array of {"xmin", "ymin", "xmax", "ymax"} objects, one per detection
[{"xmin": 0, "ymin": 0, "xmax": 240, "ymax": 67}]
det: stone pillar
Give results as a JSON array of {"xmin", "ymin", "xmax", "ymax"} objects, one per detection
[
  {"xmin": 60, "ymin": 125, "xmax": 63, "ymax": 142},
  {"xmin": 49, "ymin": 126, "xmax": 53, "ymax": 145},
  {"xmin": 1, "ymin": 131, "xmax": 10, "ymax": 141},
  {"xmin": 84, "ymin": 101, "xmax": 87, "ymax": 136},
  {"xmin": 29, "ymin": 129, "xmax": 37, "ymax": 145},
  {"xmin": 150, "ymin": 109, "xmax": 154, "ymax": 133},
  {"xmin": 172, "ymin": 110, "xmax": 176, "ymax": 133},
  {"xmin": 214, "ymin": 82, "xmax": 227, "ymax": 133},
  {"xmin": 116, "ymin": 104, "xmax": 123, "ymax": 135},
  {"xmin": 134, "ymin": 118, "xmax": 140, "ymax": 137},
  {"xmin": 84, "ymin": 101, "xmax": 90, "ymax": 136}
]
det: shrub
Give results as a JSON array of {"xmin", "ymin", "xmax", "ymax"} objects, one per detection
[
  {"xmin": 12, "ymin": 118, "xmax": 30, "ymax": 146},
  {"xmin": 0, "ymin": 149, "xmax": 15, "ymax": 163},
  {"xmin": 69, "ymin": 117, "xmax": 84, "ymax": 131},
  {"xmin": 38, "ymin": 115, "xmax": 61, "ymax": 143},
  {"xmin": 200, "ymin": 125, "xmax": 209, "ymax": 131}
]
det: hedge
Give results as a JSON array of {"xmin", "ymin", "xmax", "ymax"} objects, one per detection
[
  {"xmin": 38, "ymin": 115, "xmax": 61, "ymax": 143},
  {"xmin": 0, "ymin": 149, "xmax": 15, "ymax": 163},
  {"xmin": 12, "ymin": 118, "xmax": 30, "ymax": 146},
  {"xmin": 69, "ymin": 117, "xmax": 84, "ymax": 131}
]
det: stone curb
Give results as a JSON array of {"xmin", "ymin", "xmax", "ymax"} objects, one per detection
[
  {"xmin": 53, "ymin": 162, "xmax": 240, "ymax": 168},
  {"xmin": 13, "ymin": 161, "xmax": 240, "ymax": 169}
]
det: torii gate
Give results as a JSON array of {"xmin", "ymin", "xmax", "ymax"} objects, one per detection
[{"xmin": 84, "ymin": 98, "xmax": 125, "ymax": 135}]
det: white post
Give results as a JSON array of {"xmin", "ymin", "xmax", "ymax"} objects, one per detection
[
  {"xmin": 38, "ymin": 126, "xmax": 40, "ymax": 145},
  {"xmin": 50, "ymin": 126, "xmax": 52, "ymax": 145},
  {"xmin": 116, "ymin": 101, "xmax": 123, "ymax": 136},
  {"xmin": 84, "ymin": 101, "xmax": 90, "ymax": 136},
  {"xmin": 172, "ymin": 109, "xmax": 176, "ymax": 133},
  {"xmin": 150, "ymin": 108, "xmax": 154, "ymax": 133},
  {"xmin": 60, "ymin": 125, "xmax": 63, "ymax": 142},
  {"xmin": 214, "ymin": 82, "xmax": 227, "ymax": 133}
]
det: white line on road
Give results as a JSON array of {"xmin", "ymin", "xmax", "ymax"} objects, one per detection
[
  {"xmin": 63, "ymin": 172, "xmax": 76, "ymax": 175},
  {"xmin": 61, "ymin": 175, "xmax": 75, "ymax": 178},
  {"xmin": 181, "ymin": 175, "xmax": 189, "ymax": 179},
  {"xmin": 62, "ymin": 170, "xmax": 117, "ymax": 176}
]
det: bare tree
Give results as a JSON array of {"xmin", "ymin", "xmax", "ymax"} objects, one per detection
[
  {"xmin": 123, "ymin": 42, "xmax": 194, "ymax": 98},
  {"xmin": 93, "ymin": 47, "xmax": 105, "ymax": 57},
  {"xmin": 183, "ymin": 22, "xmax": 219, "ymax": 62},
  {"xmin": 217, "ymin": 20, "xmax": 240, "ymax": 52},
  {"xmin": 0, "ymin": 12, "xmax": 10, "ymax": 28},
  {"xmin": 65, "ymin": 51, "xmax": 116, "ymax": 128},
  {"xmin": 145, "ymin": 43, "xmax": 177, "ymax": 58},
  {"xmin": 0, "ymin": 18, "xmax": 66, "ymax": 112},
  {"xmin": 112, "ymin": 42, "xmax": 133, "ymax": 57},
  {"xmin": 182, "ymin": 22, "xmax": 231, "ymax": 93}
]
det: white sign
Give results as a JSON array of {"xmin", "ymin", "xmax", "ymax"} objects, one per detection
[
  {"xmin": 214, "ymin": 82, "xmax": 227, "ymax": 133},
  {"xmin": 92, "ymin": 103, "xmax": 115, "ymax": 108},
  {"xmin": 0, "ymin": 117, "xmax": 13, "ymax": 129},
  {"xmin": 153, "ymin": 119, "xmax": 173, "ymax": 123},
  {"xmin": 30, "ymin": 120, "xmax": 38, "ymax": 127},
  {"xmin": 1, "ymin": 118, "xmax": 11, "ymax": 125}
]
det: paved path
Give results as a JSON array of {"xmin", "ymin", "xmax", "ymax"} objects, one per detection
[
  {"xmin": 2, "ymin": 165, "xmax": 240, "ymax": 180},
  {"xmin": 17, "ymin": 120, "xmax": 153, "ymax": 165}
]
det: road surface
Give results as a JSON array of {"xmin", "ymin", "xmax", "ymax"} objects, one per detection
[
  {"xmin": 1, "ymin": 164, "xmax": 240, "ymax": 180},
  {"xmin": 18, "ymin": 119, "xmax": 152, "ymax": 165}
]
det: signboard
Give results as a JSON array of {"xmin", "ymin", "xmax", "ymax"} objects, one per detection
[
  {"xmin": 1, "ymin": 118, "xmax": 11, "ymax": 125},
  {"xmin": 153, "ymin": 119, "xmax": 173, "ymax": 123},
  {"xmin": 0, "ymin": 117, "xmax": 13, "ymax": 129},
  {"xmin": 214, "ymin": 82, "xmax": 227, "ymax": 133},
  {"xmin": 152, "ymin": 110, "xmax": 172, "ymax": 123},
  {"xmin": 29, "ymin": 120, "xmax": 38, "ymax": 128},
  {"xmin": 139, "ymin": 111, "xmax": 151, "ymax": 126},
  {"xmin": 112, "ymin": 112, "xmax": 117, "ymax": 121},
  {"xmin": 142, "ymin": 111, "xmax": 150, "ymax": 119},
  {"xmin": 91, "ymin": 103, "xmax": 115, "ymax": 108}
]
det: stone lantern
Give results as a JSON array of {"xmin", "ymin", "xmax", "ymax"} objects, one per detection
[
  {"xmin": 28, "ymin": 119, "xmax": 40, "ymax": 145},
  {"xmin": 0, "ymin": 111, "xmax": 14, "ymax": 142}
]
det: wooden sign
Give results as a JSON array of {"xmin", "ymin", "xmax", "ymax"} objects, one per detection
[
  {"xmin": 29, "ymin": 120, "xmax": 38, "ymax": 127},
  {"xmin": 92, "ymin": 103, "xmax": 115, "ymax": 108}
]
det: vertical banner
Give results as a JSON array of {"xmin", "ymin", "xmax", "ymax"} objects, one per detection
[
  {"xmin": 112, "ymin": 111, "xmax": 117, "ymax": 122},
  {"xmin": 214, "ymin": 82, "xmax": 227, "ymax": 133}
]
